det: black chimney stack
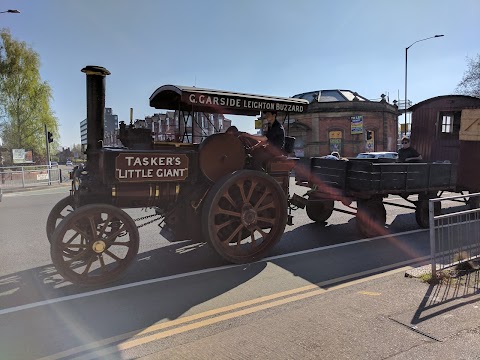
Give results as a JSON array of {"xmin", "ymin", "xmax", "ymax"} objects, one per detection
[{"xmin": 81, "ymin": 66, "xmax": 110, "ymax": 174}]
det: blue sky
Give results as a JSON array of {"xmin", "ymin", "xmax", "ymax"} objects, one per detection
[{"xmin": 1, "ymin": 0, "xmax": 479, "ymax": 147}]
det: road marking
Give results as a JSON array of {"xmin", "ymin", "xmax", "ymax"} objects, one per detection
[
  {"xmin": 36, "ymin": 284, "xmax": 319, "ymax": 360},
  {"xmin": 358, "ymin": 291, "xmax": 382, "ymax": 296},
  {"xmin": 0, "ymin": 229, "xmax": 428, "ymax": 317},
  {"xmin": 40, "ymin": 265, "xmax": 414, "ymax": 360},
  {"xmin": 263, "ymin": 228, "xmax": 428, "ymax": 261}
]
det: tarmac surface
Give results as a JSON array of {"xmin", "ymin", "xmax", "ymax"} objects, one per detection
[
  {"xmin": 137, "ymin": 268, "xmax": 480, "ymax": 360},
  {"xmin": 2, "ymin": 183, "xmax": 479, "ymax": 359}
]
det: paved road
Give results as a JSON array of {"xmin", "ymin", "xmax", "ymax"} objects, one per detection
[{"xmin": 0, "ymin": 183, "xmax": 476, "ymax": 359}]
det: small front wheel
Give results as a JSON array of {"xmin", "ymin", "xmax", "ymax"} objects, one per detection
[{"xmin": 50, "ymin": 204, "xmax": 139, "ymax": 286}]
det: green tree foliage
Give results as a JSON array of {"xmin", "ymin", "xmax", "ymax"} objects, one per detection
[
  {"xmin": 0, "ymin": 29, "xmax": 59, "ymax": 162},
  {"xmin": 456, "ymin": 54, "xmax": 480, "ymax": 98},
  {"xmin": 70, "ymin": 143, "xmax": 86, "ymax": 161}
]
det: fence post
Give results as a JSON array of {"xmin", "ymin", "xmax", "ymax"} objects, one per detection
[
  {"xmin": 429, "ymin": 199, "xmax": 436, "ymax": 281},
  {"xmin": 21, "ymin": 166, "xmax": 25, "ymax": 188}
]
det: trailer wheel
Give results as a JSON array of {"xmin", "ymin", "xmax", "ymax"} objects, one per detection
[
  {"xmin": 356, "ymin": 199, "xmax": 386, "ymax": 238},
  {"xmin": 415, "ymin": 194, "xmax": 441, "ymax": 228},
  {"xmin": 46, "ymin": 196, "xmax": 75, "ymax": 243},
  {"xmin": 306, "ymin": 200, "xmax": 334, "ymax": 223},
  {"xmin": 202, "ymin": 170, "xmax": 287, "ymax": 263},
  {"xmin": 51, "ymin": 204, "xmax": 139, "ymax": 286},
  {"xmin": 467, "ymin": 193, "xmax": 480, "ymax": 210}
]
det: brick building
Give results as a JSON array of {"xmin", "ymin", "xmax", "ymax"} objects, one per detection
[
  {"xmin": 288, "ymin": 90, "xmax": 399, "ymax": 158},
  {"xmin": 140, "ymin": 111, "xmax": 231, "ymax": 143}
]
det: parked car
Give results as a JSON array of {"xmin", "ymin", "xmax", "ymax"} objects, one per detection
[
  {"xmin": 66, "ymin": 160, "xmax": 73, "ymax": 166},
  {"xmin": 49, "ymin": 161, "xmax": 58, "ymax": 166},
  {"xmin": 355, "ymin": 152, "xmax": 398, "ymax": 160}
]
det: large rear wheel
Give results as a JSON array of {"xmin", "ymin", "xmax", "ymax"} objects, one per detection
[
  {"xmin": 202, "ymin": 170, "xmax": 287, "ymax": 263},
  {"xmin": 50, "ymin": 204, "xmax": 139, "ymax": 286}
]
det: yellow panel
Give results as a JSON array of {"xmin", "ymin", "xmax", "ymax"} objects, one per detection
[
  {"xmin": 329, "ymin": 131, "xmax": 342, "ymax": 139},
  {"xmin": 460, "ymin": 109, "xmax": 480, "ymax": 141}
]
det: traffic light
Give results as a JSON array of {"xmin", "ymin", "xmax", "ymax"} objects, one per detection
[
  {"xmin": 366, "ymin": 130, "xmax": 373, "ymax": 140},
  {"xmin": 47, "ymin": 131, "xmax": 53, "ymax": 143}
]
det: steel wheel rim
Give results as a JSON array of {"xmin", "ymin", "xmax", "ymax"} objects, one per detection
[{"xmin": 51, "ymin": 205, "xmax": 139, "ymax": 285}]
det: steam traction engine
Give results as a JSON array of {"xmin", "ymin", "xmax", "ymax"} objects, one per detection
[{"xmin": 47, "ymin": 66, "xmax": 308, "ymax": 286}]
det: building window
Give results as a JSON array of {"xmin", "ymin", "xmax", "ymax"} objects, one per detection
[
  {"xmin": 441, "ymin": 115, "xmax": 452, "ymax": 133},
  {"xmin": 439, "ymin": 111, "xmax": 461, "ymax": 137}
]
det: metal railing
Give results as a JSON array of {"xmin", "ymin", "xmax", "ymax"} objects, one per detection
[
  {"xmin": 0, "ymin": 165, "xmax": 63, "ymax": 189},
  {"xmin": 429, "ymin": 193, "xmax": 480, "ymax": 280}
]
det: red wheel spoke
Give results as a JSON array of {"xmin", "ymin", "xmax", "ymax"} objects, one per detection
[
  {"xmin": 257, "ymin": 216, "xmax": 276, "ymax": 225},
  {"xmin": 216, "ymin": 209, "xmax": 241, "ymax": 218},
  {"xmin": 246, "ymin": 180, "xmax": 258, "ymax": 203},
  {"xmin": 257, "ymin": 202, "xmax": 275, "ymax": 212},
  {"xmin": 223, "ymin": 192, "xmax": 237, "ymax": 208},
  {"xmin": 237, "ymin": 181, "xmax": 247, "ymax": 203},
  {"xmin": 254, "ymin": 226, "xmax": 268, "ymax": 238},
  {"xmin": 221, "ymin": 223, "xmax": 244, "ymax": 243},
  {"xmin": 254, "ymin": 189, "xmax": 271, "ymax": 210},
  {"xmin": 214, "ymin": 218, "xmax": 236, "ymax": 232}
]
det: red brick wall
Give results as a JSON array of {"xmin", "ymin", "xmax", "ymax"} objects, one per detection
[{"xmin": 288, "ymin": 102, "xmax": 398, "ymax": 158}]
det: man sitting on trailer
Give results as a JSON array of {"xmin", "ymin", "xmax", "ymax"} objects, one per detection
[{"xmin": 398, "ymin": 136, "xmax": 422, "ymax": 162}]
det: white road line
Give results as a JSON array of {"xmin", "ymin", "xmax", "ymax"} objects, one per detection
[
  {"xmin": 0, "ymin": 228, "xmax": 428, "ymax": 316},
  {"xmin": 264, "ymin": 228, "xmax": 427, "ymax": 261}
]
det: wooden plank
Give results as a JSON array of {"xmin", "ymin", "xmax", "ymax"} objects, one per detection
[{"xmin": 460, "ymin": 109, "xmax": 480, "ymax": 141}]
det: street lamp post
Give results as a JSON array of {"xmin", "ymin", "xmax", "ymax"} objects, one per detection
[
  {"xmin": 404, "ymin": 34, "xmax": 444, "ymax": 137},
  {"xmin": 0, "ymin": 9, "xmax": 20, "ymax": 14}
]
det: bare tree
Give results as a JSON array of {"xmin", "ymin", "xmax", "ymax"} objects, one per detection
[{"xmin": 455, "ymin": 54, "xmax": 480, "ymax": 98}]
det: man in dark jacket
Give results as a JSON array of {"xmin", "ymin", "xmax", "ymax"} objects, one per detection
[
  {"xmin": 240, "ymin": 110, "xmax": 285, "ymax": 169},
  {"xmin": 398, "ymin": 136, "xmax": 422, "ymax": 162}
]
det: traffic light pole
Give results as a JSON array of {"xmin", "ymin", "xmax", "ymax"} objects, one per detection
[{"xmin": 44, "ymin": 124, "xmax": 51, "ymax": 185}]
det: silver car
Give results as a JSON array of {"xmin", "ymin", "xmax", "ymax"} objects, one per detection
[{"xmin": 356, "ymin": 151, "xmax": 398, "ymax": 160}]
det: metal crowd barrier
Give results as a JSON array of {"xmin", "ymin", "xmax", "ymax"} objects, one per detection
[
  {"xmin": 0, "ymin": 165, "xmax": 62, "ymax": 189},
  {"xmin": 429, "ymin": 193, "xmax": 480, "ymax": 281}
]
